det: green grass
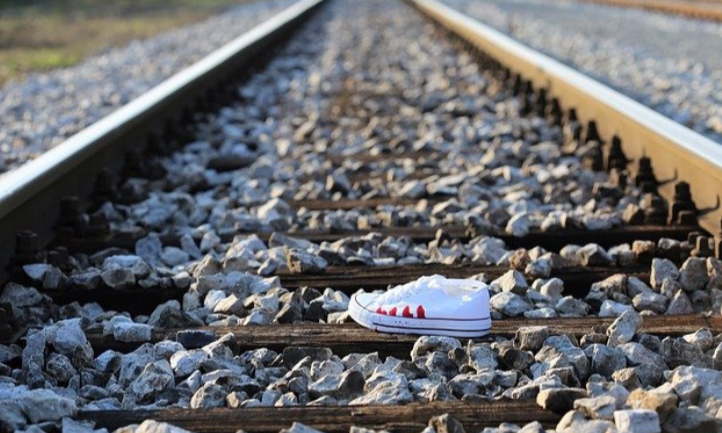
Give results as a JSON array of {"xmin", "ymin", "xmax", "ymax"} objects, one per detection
[{"xmin": 0, "ymin": 0, "xmax": 253, "ymax": 86}]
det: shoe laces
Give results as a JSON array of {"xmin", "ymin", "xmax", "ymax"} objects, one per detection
[{"xmin": 383, "ymin": 275, "xmax": 441, "ymax": 304}]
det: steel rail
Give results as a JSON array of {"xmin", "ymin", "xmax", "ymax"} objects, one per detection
[
  {"xmin": 410, "ymin": 0, "xmax": 722, "ymax": 255},
  {"xmin": 0, "ymin": 0, "xmax": 326, "ymax": 278}
]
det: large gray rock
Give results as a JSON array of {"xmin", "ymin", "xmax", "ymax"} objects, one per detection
[
  {"xmin": 494, "ymin": 270, "xmax": 528, "ymax": 294},
  {"xmin": 678, "ymin": 257, "xmax": 708, "ymax": 292},
  {"xmin": 0, "ymin": 283, "xmax": 45, "ymax": 307},
  {"xmin": 110, "ymin": 321, "xmax": 152, "ymax": 343},
  {"xmin": 574, "ymin": 395, "xmax": 617, "ymax": 420},
  {"xmin": 308, "ymin": 370, "xmax": 365, "ymax": 400},
  {"xmin": 123, "ymin": 360, "xmax": 174, "ymax": 407},
  {"xmin": 662, "ymin": 407, "xmax": 718, "ymax": 433},
  {"xmin": 45, "ymin": 319, "xmax": 94, "ymax": 368},
  {"xmin": 45, "ymin": 352, "xmax": 77, "ymax": 384},
  {"xmin": 662, "ymin": 337, "xmax": 712, "ymax": 369},
  {"xmin": 467, "ymin": 343, "xmax": 498, "ymax": 372},
  {"xmin": 606, "ymin": 310, "xmax": 643, "ymax": 347},
  {"xmin": 17, "ymin": 389, "xmax": 78, "ymax": 424},
  {"xmin": 585, "ymin": 344, "xmax": 627, "ymax": 378},
  {"xmin": 148, "ymin": 300, "xmax": 195, "ymax": 328},
  {"xmin": 490, "ymin": 292, "xmax": 532, "ymax": 317},
  {"xmin": 22, "ymin": 330, "xmax": 46, "ymax": 384},
  {"xmin": 103, "ymin": 255, "xmax": 151, "ymax": 279},
  {"xmin": 665, "ymin": 290, "xmax": 694, "ymax": 315},
  {"xmin": 448, "ymin": 372, "xmax": 493, "ymax": 397},
  {"xmin": 284, "ymin": 248, "xmax": 327, "ymax": 274},
  {"xmin": 514, "ymin": 326, "xmax": 549, "ymax": 352},
  {"xmin": 135, "ymin": 236, "xmax": 163, "ymax": 267},
  {"xmin": 411, "ymin": 336, "xmax": 462, "ymax": 360},
  {"xmin": 632, "ymin": 291, "xmax": 667, "ymax": 314},
  {"xmin": 668, "ymin": 366, "xmax": 722, "ymax": 406},
  {"xmin": 349, "ymin": 372, "xmax": 413, "ymax": 405},
  {"xmin": 170, "ymin": 350, "xmax": 208, "ymax": 378},
  {"xmin": 534, "ymin": 335, "xmax": 590, "ymax": 380},
  {"xmin": 650, "ymin": 258, "xmax": 679, "ymax": 290},
  {"xmin": 429, "ymin": 414, "xmax": 466, "ymax": 433},
  {"xmin": 626, "ymin": 389, "xmax": 678, "ymax": 423},
  {"xmin": 577, "ymin": 244, "xmax": 613, "ymax": 266},
  {"xmin": 101, "ymin": 267, "xmax": 136, "ymax": 289},
  {"xmin": 613, "ymin": 409, "xmax": 660, "ymax": 433},
  {"xmin": 118, "ymin": 345, "xmax": 155, "ymax": 386},
  {"xmin": 190, "ymin": 383, "xmax": 226, "ymax": 409},
  {"xmin": 540, "ymin": 278, "xmax": 564, "ymax": 301},
  {"xmin": 536, "ymin": 388, "xmax": 588, "ymax": 414}
]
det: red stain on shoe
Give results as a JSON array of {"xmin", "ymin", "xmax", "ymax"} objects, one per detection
[
  {"xmin": 376, "ymin": 307, "xmax": 387, "ymax": 315},
  {"xmin": 402, "ymin": 306, "xmax": 413, "ymax": 317},
  {"xmin": 388, "ymin": 307, "xmax": 397, "ymax": 316},
  {"xmin": 417, "ymin": 305, "xmax": 426, "ymax": 318}
]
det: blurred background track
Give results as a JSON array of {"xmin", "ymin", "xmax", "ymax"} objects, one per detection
[{"xmin": 569, "ymin": 0, "xmax": 722, "ymax": 21}]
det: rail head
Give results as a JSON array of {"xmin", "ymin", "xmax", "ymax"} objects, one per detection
[
  {"xmin": 411, "ymin": 0, "xmax": 722, "ymax": 243},
  {"xmin": 0, "ymin": 0, "xmax": 326, "ymax": 277}
]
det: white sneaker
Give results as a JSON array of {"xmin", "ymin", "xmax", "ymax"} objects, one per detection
[{"xmin": 348, "ymin": 275, "xmax": 492, "ymax": 338}]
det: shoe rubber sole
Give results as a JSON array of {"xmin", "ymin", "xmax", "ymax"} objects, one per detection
[{"xmin": 348, "ymin": 295, "xmax": 492, "ymax": 338}]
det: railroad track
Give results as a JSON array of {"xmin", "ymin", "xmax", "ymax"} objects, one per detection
[
  {"xmin": 1, "ymin": 0, "xmax": 721, "ymax": 432},
  {"xmin": 569, "ymin": 0, "xmax": 722, "ymax": 22}
]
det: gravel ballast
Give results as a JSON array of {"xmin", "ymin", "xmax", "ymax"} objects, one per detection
[{"xmin": 1, "ymin": 0, "xmax": 721, "ymax": 432}]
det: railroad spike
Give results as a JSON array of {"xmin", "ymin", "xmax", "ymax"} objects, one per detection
[
  {"xmin": 145, "ymin": 131, "xmax": 166, "ymax": 155},
  {"xmin": 545, "ymin": 98, "xmax": 563, "ymax": 127},
  {"xmin": 86, "ymin": 213, "xmax": 110, "ymax": 238},
  {"xmin": 121, "ymin": 149, "xmax": 146, "ymax": 179},
  {"xmin": 55, "ymin": 196, "xmax": 86, "ymax": 237},
  {"xmin": 643, "ymin": 195, "xmax": 668, "ymax": 225},
  {"xmin": 692, "ymin": 235, "xmax": 713, "ymax": 258},
  {"xmin": 687, "ymin": 231, "xmax": 702, "ymax": 246},
  {"xmin": 585, "ymin": 142, "xmax": 604, "ymax": 172},
  {"xmin": 11, "ymin": 230, "xmax": 44, "ymax": 270},
  {"xmin": 47, "ymin": 246, "xmax": 72, "ymax": 273},
  {"xmin": 607, "ymin": 136, "xmax": 629, "ymax": 171},
  {"xmin": 162, "ymin": 119, "xmax": 183, "ymax": 151},
  {"xmin": 635, "ymin": 157, "xmax": 657, "ymax": 188},
  {"xmin": 519, "ymin": 93, "xmax": 533, "ymax": 117},
  {"xmin": 535, "ymin": 88, "xmax": 547, "ymax": 117},
  {"xmin": 640, "ymin": 181, "xmax": 658, "ymax": 195},
  {"xmin": 677, "ymin": 210, "xmax": 697, "ymax": 226},
  {"xmin": 511, "ymin": 74, "xmax": 523, "ymax": 96},
  {"xmin": 670, "ymin": 181, "xmax": 697, "ymax": 225},
  {"xmin": 92, "ymin": 168, "xmax": 118, "ymax": 208},
  {"xmin": 563, "ymin": 109, "xmax": 583, "ymax": 144},
  {"xmin": 584, "ymin": 121, "xmax": 602, "ymax": 144}
]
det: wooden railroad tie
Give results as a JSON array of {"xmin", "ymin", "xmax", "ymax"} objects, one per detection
[{"xmin": 86, "ymin": 314, "xmax": 722, "ymax": 355}]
